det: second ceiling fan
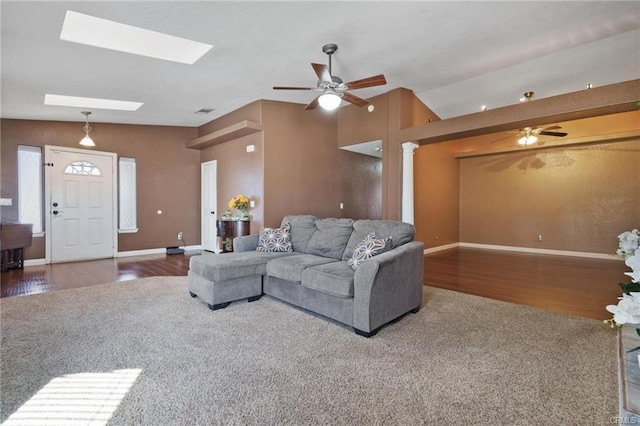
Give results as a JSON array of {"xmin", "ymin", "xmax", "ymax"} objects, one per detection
[
  {"xmin": 273, "ymin": 44, "xmax": 387, "ymax": 111},
  {"xmin": 517, "ymin": 125, "xmax": 568, "ymax": 145}
]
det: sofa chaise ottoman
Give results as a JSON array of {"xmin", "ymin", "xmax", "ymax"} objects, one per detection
[{"xmin": 188, "ymin": 215, "xmax": 424, "ymax": 337}]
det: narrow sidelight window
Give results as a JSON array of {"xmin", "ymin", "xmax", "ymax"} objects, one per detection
[
  {"xmin": 118, "ymin": 157, "xmax": 137, "ymax": 232},
  {"xmin": 18, "ymin": 145, "xmax": 43, "ymax": 233}
]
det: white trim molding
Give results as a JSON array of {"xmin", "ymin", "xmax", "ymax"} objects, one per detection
[
  {"xmin": 424, "ymin": 242, "xmax": 460, "ymax": 255},
  {"xmin": 458, "ymin": 242, "xmax": 620, "ymax": 261},
  {"xmin": 118, "ymin": 228, "xmax": 139, "ymax": 234},
  {"xmin": 116, "ymin": 245, "xmax": 201, "ymax": 258},
  {"xmin": 24, "ymin": 258, "xmax": 47, "ymax": 267}
]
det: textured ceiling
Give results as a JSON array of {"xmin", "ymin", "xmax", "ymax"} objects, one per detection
[{"xmin": 1, "ymin": 1, "xmax": 639, "ymax": 127}]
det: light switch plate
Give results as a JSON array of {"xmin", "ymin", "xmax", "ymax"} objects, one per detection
[{"xmin": 0, "ymin": 198, "xmax": 12, "ymax": 206}]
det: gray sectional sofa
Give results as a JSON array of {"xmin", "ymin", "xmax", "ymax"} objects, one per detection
[{"xmin": 188, "ymin": 215, "xmax": 424, "ymax": 337}]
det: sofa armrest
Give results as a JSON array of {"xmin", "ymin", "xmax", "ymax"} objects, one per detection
[
  {"xmin": 353, "ymin": 241, "xmax": 424, "ymax": 333},
  {"xmin": 234, "ymin": 234, "xmax": 260, "ymax": 252}
]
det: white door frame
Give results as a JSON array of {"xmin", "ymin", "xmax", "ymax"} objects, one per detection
[
  {"xmin": 201, "ymin": 160, "xmax": 218, "ymax": 252},
  {"xmin": 44, "ymin": 145, "xmax": 118, "ymax": 263}
]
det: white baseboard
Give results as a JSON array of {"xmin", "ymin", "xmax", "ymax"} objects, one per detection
[
  {"xmin": 116, "ymin": 245, "xmax": 201, "ymax": 258},
  {"xmin": 23, "ymin": 246, "xmax": 203, "ymax": 265},
  {"xmin": 24, "ymin": 258, "xmax": 47, "ymax": 266},
  {"xmin": 423, "ymin": 242, "xmax": 459, "ymax": 255},
  {"xmin": 116, "ymin": 248, "xmax": 165, "ymax": 257},
  {"xmin": 458, "ymin": 242, "xmax": 620, "ymax": 261}
]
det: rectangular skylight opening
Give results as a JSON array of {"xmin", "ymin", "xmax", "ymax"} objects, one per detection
[
  {"xmin": 44, "ymin": 94, "xmax": 143, "ymax": 111},
  {"xmin": 60, "ymin": 10, "xmax": 213, "ymax": 65}
]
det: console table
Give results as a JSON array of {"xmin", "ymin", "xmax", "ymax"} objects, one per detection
[
  {"xmin": 1, "ymin": 223, "xmax": 33, "ymax": 272},
  {"xmin": 216, "ymin": 220, "xmax": 250, "ymax": 252}
]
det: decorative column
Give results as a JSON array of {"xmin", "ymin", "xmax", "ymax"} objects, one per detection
[{"xmin": 401, "ymin": 142, "xmax": 419, "ymax": 224}]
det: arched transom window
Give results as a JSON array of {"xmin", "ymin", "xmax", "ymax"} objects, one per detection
[{"xmin": 64, "ymin": 160, "xmax": 102, "ymax": 176}]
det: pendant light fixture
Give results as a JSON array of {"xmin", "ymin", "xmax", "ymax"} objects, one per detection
[{"xmin": 79, "ymin": 111, "xmax": 95, "ymax": 147}]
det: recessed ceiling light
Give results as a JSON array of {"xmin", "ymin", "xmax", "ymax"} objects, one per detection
[
  {"xmin": 60, "ymin": 10, "xmax": 213, "ymax": 65},
  {"xmin": 44, "ymin": 94, "xmax": 143, "ymax": 111},
  {"xmin": 481, "ymin": 105, "xmax": 487, "ymax": 111}
]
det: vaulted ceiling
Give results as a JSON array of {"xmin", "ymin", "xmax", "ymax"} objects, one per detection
[{"xmin": 2, "ymin": 1, "xmax": 639, "ymax": 127}]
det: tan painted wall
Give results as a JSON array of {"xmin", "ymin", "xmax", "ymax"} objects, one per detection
[
  {"xmin": 0, "ymin": 119, "xmax": 200, "ymax": 258},
  {"xmin": 198, "ymin": 100, "xmax": 382, "ymax": 231},
  {"xmin": 459, "ymin": 140, "xmax": 640, "ymax": 253},
  {"xmin": 200, "ymin": 132, "xmax": 264, "ymax": 234},
  {"xmin": 196, "ymin": 101, "xmax": 266, "ymax": 234},
  {"xmin": 261, "ymin": 100, "xmax": 345, "ymax": 226},
  {"xmin": 337, "ymin": 93, "xmax": 389, "ymax": 147},
  {"xmin": 414, "ymin": 141, "xmax": 460, "ymax": 247},
  {"xmin": 197, "ymin": 101, "xmax": 261, "ymax": 137}
]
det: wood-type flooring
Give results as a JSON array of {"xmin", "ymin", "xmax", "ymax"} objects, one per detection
[{"xmin": 1, "ymin": 247, "xmax": 627, "ymax": 320}]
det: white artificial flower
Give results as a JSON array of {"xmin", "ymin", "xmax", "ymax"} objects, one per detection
[
  {"xmin": 624, "ymin": 249, "xmax": 640, "ymax": 283},
  {"xmin": 618, "ymin": 229, "xmax": 640, "ymax": 259},
  {"xmin": 606, "ymin": 292, "xmax": 640, "ymax": 325}
]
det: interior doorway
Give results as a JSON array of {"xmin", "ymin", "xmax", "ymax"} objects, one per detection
[{"xmin": 201, "ymin": 160, "xmax": 218, "ymax": 252}]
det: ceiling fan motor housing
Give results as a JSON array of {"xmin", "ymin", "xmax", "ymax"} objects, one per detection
[{"xmin": 322, "ymin": 44, "xmax": 338, "ymax": 55}]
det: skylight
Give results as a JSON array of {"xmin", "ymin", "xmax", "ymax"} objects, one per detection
[
  {"xmin": 44, "ymin": 94, "xmax": 143, "ymax": 111},
  {"xmin": 60, "ymin": 10, "xmax": 213, "ymax": 65}
]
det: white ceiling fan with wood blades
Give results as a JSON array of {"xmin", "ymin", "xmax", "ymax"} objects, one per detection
[{"xmin": 273, "ymin": 43, "xmax": 387, "ymax": 111}]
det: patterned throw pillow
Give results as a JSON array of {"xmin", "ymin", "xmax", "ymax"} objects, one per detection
[
  {"xmin": 347, "ymin": 232, "xmax": 391, "ymax": 270},
  {"xmin": 256, "ymin": 223, "xmax": 293, "ymax": 252}
]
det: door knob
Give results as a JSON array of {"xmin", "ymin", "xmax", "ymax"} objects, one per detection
[
  {"xmin": 53, "ymin": 202, "xmax": 59, "ymax": 207},
  {"xmin": 210, "ymin": 211, "xmax": 215, "ymax": 214},
  {"xmin": 53, "ymin": 210, "xmax": 62, "ymax": 215}
]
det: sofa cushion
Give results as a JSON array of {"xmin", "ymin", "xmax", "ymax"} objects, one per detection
[
  {"xmin": 266, "ymin": 254, "xmax": 336, "ymax": 283},
  {"xmin": 306, "ymin": 218, "xmax": 354, "ymax": 260},
  {"xmin": 281, "ymin": 215, "xmax": 317, "ymax": 253},
  {"xmin": 302, "ymin": 261, "xmax": 355, "ymax": 299},
  {"xmin": 347, "ymin": 232, "xmax": 391, "ymax": 270},
  {"xmin": 189, "ymin": 251, "xmax": 295, "ymax": 282},
  {"xmin": 342, "ymin": 220, "xmax": 415, "ymax": 261},
  {"xmin": 256, "ymin": 223, "xmax": 293, "ymax": 252}
]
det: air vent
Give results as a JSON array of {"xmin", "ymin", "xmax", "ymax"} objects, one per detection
[{"xmin": 195, "ymin": 108, "xmax": 215, "ymax": 114}]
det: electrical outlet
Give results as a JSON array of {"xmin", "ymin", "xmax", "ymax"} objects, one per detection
[{"xmin": 178, "ymin": 232, "xmax": 183, "ymax": 241}]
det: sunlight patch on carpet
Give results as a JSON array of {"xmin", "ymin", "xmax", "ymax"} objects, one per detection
[{"xmin": 2, "ymin": 368, "xmax": 141, "ymax": 426}]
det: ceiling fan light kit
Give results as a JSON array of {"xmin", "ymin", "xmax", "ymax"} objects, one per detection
[
  {"xmin": 318, "ymin": 92, "xmax": 342, "ymax": 110},
  {"xmin": 518, "ymin": 135, "xmax": 538, "ymax": 146},
  {"xmin": 273, "ymin": 43, "xmax": 387, "ymax": 111}
]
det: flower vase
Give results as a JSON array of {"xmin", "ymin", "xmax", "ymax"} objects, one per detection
[{"xmin": 239, "ymin": 209, "xmax": 249, "ymax": 220}]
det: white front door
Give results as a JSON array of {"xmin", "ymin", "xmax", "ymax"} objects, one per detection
[
  {"xmin": 201, "ymin": 160, "xmax": 218, "ymax": 252},
  {"xmin": 46, "ymin": 146, "xmax": 116, "ymax": 263}
]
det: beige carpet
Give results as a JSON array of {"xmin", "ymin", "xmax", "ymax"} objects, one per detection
[{"xmin": 1, "ymin": 277, "xmax": 617, "ymax": 425}]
